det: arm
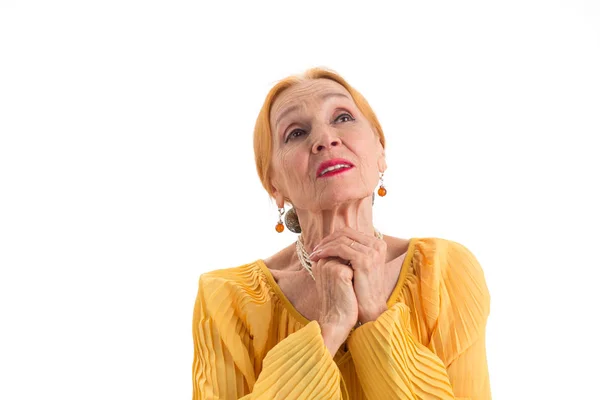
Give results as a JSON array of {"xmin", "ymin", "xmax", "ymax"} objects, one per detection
[
  {"xmin": 192, "ymin": 277, "xmax": 344, "ymax": 399},
  {"xmin": 347, "ymin": 239, "xmax": 492, "ymax": 400},
  {"xmin": 347, "ymin": 302, "xmax": 456, "ymax": 399},
  {"xmin": 434, "ymin": 240, "xmax": 492, "ymax": 399},
  {"xmin": 445, "ymin": 330, "xmax": 491, "ymax": 400}
]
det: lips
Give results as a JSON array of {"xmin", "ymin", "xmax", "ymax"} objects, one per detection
[{"xmin": 316, "ymin": 158, "xmax": 355, "ymax": 178}]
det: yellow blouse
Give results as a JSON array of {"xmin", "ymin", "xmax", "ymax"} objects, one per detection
[{"xmin": 192, "ymin": 237, "xmax": 491, "ymax": 399}]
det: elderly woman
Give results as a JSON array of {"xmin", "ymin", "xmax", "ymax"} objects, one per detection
[{"xmin": 192, "ymin": 68, "xmax": 491, "ymax": 399}]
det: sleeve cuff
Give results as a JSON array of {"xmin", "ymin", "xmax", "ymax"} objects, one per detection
[
  {"xmin": 251, "ymin": 320, "xmax": 343, "ymax": 399},
  {"xmin": 347, "ymin": 302, "xmax": 455, "ymax": 399}
]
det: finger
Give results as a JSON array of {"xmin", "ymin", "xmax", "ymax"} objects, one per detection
[
  {"xmin": 312, "ymin": 258, "xmax": 354, "ymax": 279},
  {"xmin": 315, "ymin": 228, "xmax": 373, "ymax": 251},
  {"xmin": 309, "ymin": 243, "xmax": 365, "ymax": 266},
  {"xmin": 310, "ymin": 236, "xmax": 368, "ymax": 258}
]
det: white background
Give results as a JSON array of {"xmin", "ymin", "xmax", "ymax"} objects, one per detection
[{"xmin": 1, "ymin": 1, "xmax": 599, "ymax": 399}]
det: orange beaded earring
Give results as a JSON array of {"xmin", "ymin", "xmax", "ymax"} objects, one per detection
[
  {"xmin": 275, "ymin": 207, "xmax": 285, "ymax": 233},
  {"xmin": 377, "ymin": 172, "xmax": 387, "ymax": 197}
]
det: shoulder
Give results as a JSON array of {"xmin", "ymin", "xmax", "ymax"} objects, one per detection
[
  {"xmin": 413, "ymin": 237, "xmax": 490, "ymax": 329},
  {"xmin": 195, "ymin": 261, "xmax": 268, "ymax": 317},
  {"xmin": 412, "ymin": 237, "xmax": 491, "ymax": 361},
  {"xmin": 198, "ymin": 260, "xmax": 265, "ymax": 291},
  {"xmin": 199, "ymin": 262, "xmax": 258, "ymax": 283},
  {"xmin": 412, "ymin": 236, "xmax": 473, "ymax": 257},
  {"xmin": 412, "ymin": 237, "xmax": 489, "ymax": 290},
  {"xmin": 193, "ymin": 261, "xmax": 278, "ymax": 346},
  {"xmin": 413, "ymin": 237, "xmax": 489, "ymax": 303}
]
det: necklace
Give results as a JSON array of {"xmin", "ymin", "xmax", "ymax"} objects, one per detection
[{"xmin": 295, "ymin": 229, "xmax": 383, "ymax": 281}]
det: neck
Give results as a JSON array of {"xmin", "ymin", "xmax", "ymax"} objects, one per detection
[{"xmin": 295, "ymin": 196, "xmax": 375, "ymax": 254}]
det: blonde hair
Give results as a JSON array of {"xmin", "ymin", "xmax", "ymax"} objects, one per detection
[{"xmin": 253, "ymin": 67, "xmax": 386, "ymax": 201}]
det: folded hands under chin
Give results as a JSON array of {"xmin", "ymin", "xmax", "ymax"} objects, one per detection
[{"xmin": 309, "ymin": 227, "xmax": 389, "ymax": 324}]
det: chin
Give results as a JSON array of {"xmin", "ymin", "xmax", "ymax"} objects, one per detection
[{"xmin": 314, "ymin": 188, "xmax": 371, "ymax": 210}]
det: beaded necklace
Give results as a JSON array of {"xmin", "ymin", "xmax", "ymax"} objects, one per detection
[{"xmin": 295, "ymin": 229, "xmax": 383, "ymax": 281}]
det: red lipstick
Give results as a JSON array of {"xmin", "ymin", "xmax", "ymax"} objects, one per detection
[{"xmin": 316, "ymin": 158, "xmax": 354, "ymax": 178}]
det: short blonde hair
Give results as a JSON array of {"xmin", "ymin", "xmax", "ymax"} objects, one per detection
[{"xmin": 253, "ymin": 67, "xmax": 386, "ymax": 201}]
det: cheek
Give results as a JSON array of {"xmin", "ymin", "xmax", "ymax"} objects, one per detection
[
  {"xmin": 351, "ymin": 136, "xmax": 377, "ymax": 164},
  {"xmin": 347, "ymin": 129, "xmax": 381, "ymax": 182},
  {"xmin": 277, "ymin": 148, "xmax": 309, "ymax": 184},
  {"xmin": 278, "ymin": 148, "xmax": 294, "ymax": 174}
]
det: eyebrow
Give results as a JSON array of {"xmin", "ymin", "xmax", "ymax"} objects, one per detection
[{"xmin": 274, "ymin": 92, "xmax": 351, "ymax": 131}]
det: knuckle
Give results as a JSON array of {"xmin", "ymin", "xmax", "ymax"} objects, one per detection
[
  {"xmin": 337, "ymin": 267, "xmax": 353, "ymax": 282},
  {"xmin": 321, "ymin": 258, "xmax": 337, "ymax": 268}
]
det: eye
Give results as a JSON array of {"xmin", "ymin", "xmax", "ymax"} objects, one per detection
[
  {"xmin": 285, "ymin": 128, "xmax": 306, "ymax": 143},
  {"xmin": 335, "ymin": 112, "xmax": 354, "ymax": 123}
]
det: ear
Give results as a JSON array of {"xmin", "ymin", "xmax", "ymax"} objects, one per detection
[
  {"xmin": 376, "ymin": 144, "xmax": 387, "ymax": 174},
  {"xmin": 270, "ymin": 179, "xmax": 286, "ymax": 209}
]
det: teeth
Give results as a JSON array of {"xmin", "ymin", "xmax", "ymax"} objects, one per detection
[{"xmin": 320, "ymin": 164, "xmax": 351, "ymax": 176}]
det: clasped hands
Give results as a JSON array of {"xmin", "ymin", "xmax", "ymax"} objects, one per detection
[{"xmin": 308, "ymin": 227, "xmax": 389, "ymax": 324}]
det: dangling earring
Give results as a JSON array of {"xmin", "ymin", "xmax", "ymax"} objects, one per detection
[
  {"xmin": 284, "ymin": 206, "xmax": 302, "ymax": 233},
  {"xmin": 275, "ymin": 207, "xmax": 285, "ymax": 233},
  {"xmin": 377, "ymin": 172, "xmax": 387, "ymax": 197}
]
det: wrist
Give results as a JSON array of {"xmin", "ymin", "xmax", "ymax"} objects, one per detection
[
  {"xmin": 320, "ymin": 322, "xmax": 351, "ymax": 341},
  {"xmin": 359, "ymin": 304, "xmax": 388, "ymax": 323},
  {"xmin": 320, "ymin": 323, "xmax": 351, "ymax": 356}
]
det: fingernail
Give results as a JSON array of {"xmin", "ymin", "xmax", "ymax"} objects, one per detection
[{"xmin": 309, "ymin": 249, "xmax": 321, "ymax": 258}]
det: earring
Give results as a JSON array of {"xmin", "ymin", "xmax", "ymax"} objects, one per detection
[
  {"xmin": 284, "ymin": 207, "xmax": 302, "ymax": 233},
  {"xmin": 275, "ymin": 207, "xmax": 285, "ymax": 233},
  {"xmin": 377, "ymin": 172, "xmax": 387, "ymax": 197}
]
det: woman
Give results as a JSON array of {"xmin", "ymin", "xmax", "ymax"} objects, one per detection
[{"xmin": 192, "ymin": 67, "xmax": 491, "ymax": 399}]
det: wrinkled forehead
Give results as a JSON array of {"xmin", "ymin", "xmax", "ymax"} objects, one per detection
[{"xmin": 269, "ymin": 79, "xmax": 352, "ymax": 128}]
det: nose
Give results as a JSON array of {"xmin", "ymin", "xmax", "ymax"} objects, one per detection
[{"xmin": 311, "ymin": 126, "xmax": 341, "ymax": 153}]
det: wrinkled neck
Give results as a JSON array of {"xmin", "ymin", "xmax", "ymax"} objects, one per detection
[{"xmin": 295, "ymin": 196, "xmax": 375, "ymax": 254}]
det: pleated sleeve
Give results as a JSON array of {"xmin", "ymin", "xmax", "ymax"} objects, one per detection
[
  {"xmin": 192, "ymin": 273, "xmax": 344, "ymax": 400},
  {"xmin": 428, "ymin": 240, "xmax": 492, "ymax": 399},
  {"xmin": 347, "ymin": 239, "xmax": 491, "ymax": 399},
  {"xmin": 347, "ymin": 302, "xmax": 456, "ymax": 399}
]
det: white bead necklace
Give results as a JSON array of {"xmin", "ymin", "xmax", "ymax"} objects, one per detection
[{"xmin": 295, "ymin": 229, "xmax": 383, "ymax": 281}]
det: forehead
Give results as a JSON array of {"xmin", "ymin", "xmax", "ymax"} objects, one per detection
[{"xmin": 270, "ymin": 79, "xmax": 353, "ymax": 122}]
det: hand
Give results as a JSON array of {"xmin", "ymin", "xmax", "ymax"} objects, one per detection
[
  {"xmin": 312, "ymin": 257, "xmax": 359, "ymax": 349},
  {"xmin": 309, "ymin": 227, "xmax": 388, "ymax": 324}
]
